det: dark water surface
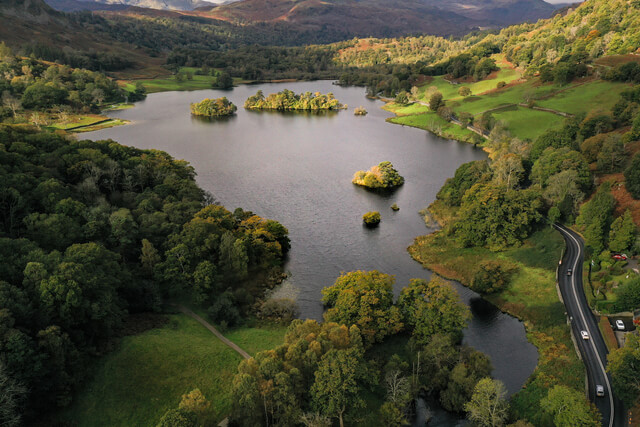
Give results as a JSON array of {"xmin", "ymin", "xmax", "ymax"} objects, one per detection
[{"xmin": 85, "ymin": 81, "xmax": 537, "ymax": 397}]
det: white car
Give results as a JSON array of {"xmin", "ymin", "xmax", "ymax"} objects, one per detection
[
  {"xmin": 581, "ymin": 330, "xmax": 589, "ymax": 340},
  {"xmin": 567, "ymin": 268, "xmax": 573, "ymax": 276},
  {"xmin": 616, "ymin": 320, "xmax": 625, "ymax": 330},
  {"xmin": 596, "ymin": 385, "xmax": 605, "ymax": 397}
]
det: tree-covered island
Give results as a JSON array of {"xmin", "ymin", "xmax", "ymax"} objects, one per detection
[
  {"xmin": 244, "ymin": 89, "xmax": 345, "ymax": 111},
  {"xmin": 190, "ymin": 97, "xmax": 237, "ymax": 117},
  {"xmin": 352, "ymin": 161, "xmax": 405, "ymax": 189},
  {"xmin": 362, "ymin": 211, "xmax": 381, "ymax": 226}
]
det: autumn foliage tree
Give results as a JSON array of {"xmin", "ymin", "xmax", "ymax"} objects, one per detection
[
  {"xmin": 322, "ymin": 271, "xmax": 403, "ymax": 347},
  {"xmin": 464, "ymin": 378, "xmax": 509, "ymax": 427},
  {"xmin": 230, "ymin": 320, "xmax": 369, "ymax": 426}
]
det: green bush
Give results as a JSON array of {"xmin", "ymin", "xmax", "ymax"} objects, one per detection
[{"xmin": 470, "ymin": 260, "xmax": 517, "ymax": 294}]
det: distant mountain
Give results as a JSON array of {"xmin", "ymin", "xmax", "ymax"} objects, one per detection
[
  {"xmin": 200, "ymin": 0, "xmax": 477, "ymax": 38},
  {"xmin": 197, "ymin": 0, "xmax": 558, "ymax": 39},
  {"xmin": 0, "ymin": 0, "xmax": 161, "ymax": 74},
  {"xmin": 420, "ymin": 0, "xmax": 557, "ymax": 26},
  {"xmin": 44, "ymin": 0, "xmax": 222, "ymax": 11},
  {"xmin": 43, "ymin": 0, "xmax": 129, "ymax": 11}
]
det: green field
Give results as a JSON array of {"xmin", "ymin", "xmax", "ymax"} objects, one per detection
[
  {"xmin": 75, "ymin": 119, "xmax": 128, "ymax": 133},
  {"xmin": 389, "ymin": 70, "xmax": 631, "ymax": 144},
  {"xmin": 388, "ymin": 110, "xmax": 477, "ymax": 143},
  {"xmin": 492, "ymin": 107, "xmax": 564, "ymax": 140},
  {"xmin": 417, "ymin": 55, "xmax": 523, "ymax": 102},
  {"xmin": 49, "ymin": 115, "xmax": 107, "ymax": 130},
  {"xmin": 58, "ymin": 314, "xmax": 287, "ymax": 427},
  {"xmin": 535, "ymin": 80, "xmax": 631, "ymax": 116}
]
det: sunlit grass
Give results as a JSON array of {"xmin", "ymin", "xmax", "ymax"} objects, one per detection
[
  {"xmin": 491, "ymin": 107, "xmax": 564, "ymax": 140},
  {"xmin": 57, "ymin": 314, "xmax": 287, "ymax": 426}
]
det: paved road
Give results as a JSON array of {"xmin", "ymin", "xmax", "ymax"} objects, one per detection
[{"xmin": 554, "ymin": 224, "xmax": 626, "ymax": 427}]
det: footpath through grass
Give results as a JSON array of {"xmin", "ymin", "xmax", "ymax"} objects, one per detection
[
  {"xmin": 409, "ymin": 226, "xmax": 585, "ymax": 424},
  {"xmin": 58, "ymin": 313, "xmax": 287, "ymax": 426}
]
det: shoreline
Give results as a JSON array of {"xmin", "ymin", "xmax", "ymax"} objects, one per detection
[{"xmin": 393, "ymin": 113, "xmax": 585, "ymax": 423}]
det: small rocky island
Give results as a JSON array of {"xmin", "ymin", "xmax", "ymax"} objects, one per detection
[
  {"xmin": 244, "ymin": 89, "xmax": 345, "ymax": 111},
  {"xmin": 362, "ymin": 211, "xmax": 381, "ymax": 227},
  {"xmin": 190, "ymin": 97, "xmax": 237, "ymax": 117},
  {"xmin": 352, "ymin": 161, "xmax": 405, "ymax": 189}
]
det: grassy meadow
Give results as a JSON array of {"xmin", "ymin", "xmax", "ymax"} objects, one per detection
[
  {"xmin": 387, "ymin": 55, "xmax": 631, "ymax": 145},
  {"xmin": 58, "ymin": 314, "xmax": 287, "ymax": 426}
]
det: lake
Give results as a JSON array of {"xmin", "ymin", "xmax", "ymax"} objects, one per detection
[{"xmin": 84, "ymin": 81, "xmax": 538, "ymax": 399}]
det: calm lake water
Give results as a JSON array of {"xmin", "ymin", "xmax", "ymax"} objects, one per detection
[{"xmin": 85, "ymin": 81, "xmax": 537, "ymax": 399}]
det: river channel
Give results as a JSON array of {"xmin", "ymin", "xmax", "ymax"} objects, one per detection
[{"xmin": 84, "ymin": 81, "xmax": 538, "ymax": 406}]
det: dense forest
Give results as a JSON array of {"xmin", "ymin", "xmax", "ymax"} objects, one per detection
[
  {"xmin": 0, "ymin": 124, "xmax": 289, "ymax": 422},
  {"xmin": 0, "ymin": 43, "xmax": 127, "ymax": 118}
]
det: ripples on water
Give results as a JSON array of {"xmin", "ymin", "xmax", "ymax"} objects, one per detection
[{"xmin": 85, "ymin": 81, "xmax": 538, "ymax": 395}]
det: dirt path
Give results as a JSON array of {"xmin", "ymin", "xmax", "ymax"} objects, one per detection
[{"xmin": 177, "ymin": 305, "xmax": 251, "ymax": 360}]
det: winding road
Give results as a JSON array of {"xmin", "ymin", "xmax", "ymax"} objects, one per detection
[{"xmin": 554, "ymin": 224, "xmax": 626, "ymax": 427}]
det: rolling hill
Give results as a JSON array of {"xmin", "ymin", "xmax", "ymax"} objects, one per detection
[
  {"xmin": 0, "ymin": 0, "xmax": 164, "ymax": 76},
  {"xmin": 44, "ymin": 0, "xmax": 220, "ymax": 11},
  {"xmin": 201, "ymin": 0, "xmax": 558, "ymax": 36}
]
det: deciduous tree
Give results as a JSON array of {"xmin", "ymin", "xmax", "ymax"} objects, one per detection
[
  {"xmin": 540, "ymin": 385, "xmax": 600, "ymax": 427},
  {"xmin": 607, "ymin": 334, "xmax": 640, "ymax": 408},
  {"xmin": 322, "ymin": 271, "xmax": 403, "ymax": 346},
  {"xmin": 609, "ymin": 210, "xmax": 637, "ymax": 253},
  {"xmin": 464, "ymin": 378, "xmax": 509, "ymax": 427},
  {"xmin": 398, "ymin": 276, "xmax": 470, "ymax": 346},
  {"xmin": 311, "ymin": 348, "xmax": 365, "ymax": 427}
]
